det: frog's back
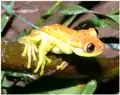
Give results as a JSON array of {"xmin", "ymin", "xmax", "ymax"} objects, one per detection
[
  {"xmin": 39, "ymin": 24, "xmax": 76, "ymax": 37},
  {"xmin": 39, "ymin": 24, "xmax": 81, "ymax": 47}
]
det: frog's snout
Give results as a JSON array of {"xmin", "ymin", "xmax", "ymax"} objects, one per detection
[{"xmin": 98, "ymin": 42, "xmax": 105, "ymax": 51}]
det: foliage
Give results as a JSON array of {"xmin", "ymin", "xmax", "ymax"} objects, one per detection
[{"xmin": 1, "ymin": 1, "xmax": 119, "ymax": 94}]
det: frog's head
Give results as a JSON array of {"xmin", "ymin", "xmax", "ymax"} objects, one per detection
[{"xmin": 73, "ymin": 28, "xmax": 105, "ymax": 57}]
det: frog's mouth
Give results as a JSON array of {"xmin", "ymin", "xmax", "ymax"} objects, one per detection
[{"xmin": 79, "ymin": 50, "xmax": 104, "ymax": 57}]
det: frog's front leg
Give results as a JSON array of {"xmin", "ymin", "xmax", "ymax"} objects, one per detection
[
  {"xmin": 18, "ymin": 36, "xmax": 39, "ymax": 69},
  {"xmin": 33, "ymin": 38, "xmax": 55, "ymax": 76}
]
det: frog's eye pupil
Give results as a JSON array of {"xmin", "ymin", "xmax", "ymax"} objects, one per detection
[{"xmin": 85, "ymin": 43, "xmax": 95, "ymax": 52}]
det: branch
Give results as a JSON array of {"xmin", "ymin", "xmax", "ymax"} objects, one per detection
[
  {"xmin": 1, "ymin": 40, "xmax": 66, "ymax": 75},
  {"xmin": 1, "ymin": 40, "xmax": 119, "ymax": 80}
]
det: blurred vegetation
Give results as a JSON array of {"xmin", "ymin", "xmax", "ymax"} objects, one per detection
[{"xmin": 1, "ymin": 1, "xmax": 119, "ymax": 94}]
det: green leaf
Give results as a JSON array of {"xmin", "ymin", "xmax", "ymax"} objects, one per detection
[
  {"xmin": 2, "ymin": 2, "xmax": 39, "ymax": 29},
  {"xmin": 1, "ymin": 1, "xmax": 15, "ymax": 32},
  {"xmin": 2, "ymin": 76, "xmax": 10, "ymax": 87},
  {"xmin": 59, "ymin": 4, "xmax": 119, "ymax": 30},
  {"xmin": 43, "ymin": 1, "xmax": 62, "ymax": 16},
  {"xmin": 45, "ymin": 84, "xmax": 85, "ymax": 94},
  {"xmin": 1, "ymin": 13, "xmax": 10, "ymax": 32},
  {"xmin": 1, "ymin": 2, "xmax": 15, "ymax": 14},
  {"xmin": 1, "ymin": 71, "xmax": 10, "ymax": 87},
  {"xmin": 6, "ymin": 71, "xmax": 28, "ymax": 78},
  {"xmin": 89, "ymin": 17, "xmax": 110, "ymax": 28},
  {"xmin": 76, "ymin": 17, "xmax": 110, "ymax": 29},
  {"xmin": 81, "ymin": 80, "xmax": 97, "ymax": 94},
  {"xmin": 8, "ymin": 1, "xmax": 15, "ymax": 9},
  {"xmin": 35, "ymin": 1, "xmax": 62, "ymax": 27},
  {"xmin": 43, "ymin": 80, "xmax": 97, "ymax": 94},
  {"xmin": 93, "ymin": 13, "xmax": 119, "ymax": 30},
  {"xmin": 62, "ymin": 15, "xmax": 77, "ymax": 27},
  {"xmin": 59, "ymin": 4, "xmax": 90, "ymax": 15},
  {"xmin": 100, "ymin": 15, "xmax": 119, "ymax": 30},
  {"xmin": 82, "ymin": 16, "xmax": 118, "ymax": 30},
  {"xmin": 107, "ymin": 14, "xmax": 119, "ymax": 23}
]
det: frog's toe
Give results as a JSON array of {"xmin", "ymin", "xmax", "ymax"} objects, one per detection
[
  {"xmin": 34, "ymin": 69, "xmax": 39, "ymax": 73},
  {"xmin": 21, "ymin": 44, "xmax": 28, "ymax": 57},
  {"xmin": 32, "ymin": 50, "xmax": 37, "ymax": 61},
  {"xmin": 26, "ymin": 58, "xmax": 31, "ymax": 69},
  {"xmin": 45, "ymin": 56, "xmax": 51, "ymax": 64},
  {"xmin": 27, "ymin": 63, "xmax": 31, "ymax": 69},
  {"xmin": 32, "ymin": 45, "xmax": 38, "ymax": 61},
  {"xmin": 56, "ymin": 65, "xmax": 61, "ymax": 70},
  {"xmin": 56, "ymin": 65, "xmax": 65, "ymax": 70},
  {"xmin": 22, "ymin": 52, "xmax": 26, "ymax": 57},
  {"xmin": 40, "ymin": 70, "xmax": 44, "ymax": 76},
  {"xmin": 34, "ymin": 61, "xmax": 42, "ymax": 73},
  {"xmin": 56, "ymin": 61, "xmax": 68, "ymax": 70},
  {"xmin": 33, "ymin": 57, "xmax": 37, "ymax": 61},
  {"xmin": 26, "ymin": 45, "xmax": 32, "ymax": 69},
  {"xmin": 39, "ymin": 62, "xmax": 45, "ymax": 76}
]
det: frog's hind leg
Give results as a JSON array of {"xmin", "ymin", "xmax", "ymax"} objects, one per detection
[
  {"xmin": 33, "ymin": 39, "xmax": 54, "ymax": 76},
  {"xmin": 53, "ymin": 41, "xmax": 73, "ymax": 70}
]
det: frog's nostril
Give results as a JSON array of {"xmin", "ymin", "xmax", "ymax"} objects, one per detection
[
  {"xmin": 97, "ymin": 42, "xmax": 104, "ymax": 49},
  {"xmin": 99, "ymin": 43, "xmax": 105, "ymax": 49}
]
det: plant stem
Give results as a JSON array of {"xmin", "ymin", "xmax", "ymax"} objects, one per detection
[
  {"xmin": 44, "ymin": 1, "xmax": 62, "ymax": 16},
  {"xmin": 35, "ymin": 1, "xmax": 62, "ymax": 27},
  {"xmin": 62, "ymin": 15, "xmax": 77, "ymax": 27}
]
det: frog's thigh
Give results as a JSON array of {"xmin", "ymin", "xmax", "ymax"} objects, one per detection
[
  {"xmin": 51, "ymin": 46, "xmax": 64, "ymax": 54},
  {"xmin": 55, "ymin": 41, "xmax": 73, "ymax": 54},
  {"xmin": 54, "ymin": 41, "xmax": 72, "ymax": 70},
  {"xmin": 34, "ymin": 39, "xmax": 54, "ymax": 75}
]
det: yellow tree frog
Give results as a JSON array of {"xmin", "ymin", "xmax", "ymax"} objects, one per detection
[{"xmin": 18, "ymin": 24, "xmax": 105, "ymax": 76}]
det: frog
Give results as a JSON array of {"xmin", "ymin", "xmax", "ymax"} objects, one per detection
[{"xmin": 18, "ymin": 24, "xmax": 105, "ymax": 76}]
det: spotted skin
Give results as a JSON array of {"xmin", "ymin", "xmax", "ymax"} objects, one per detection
[{"xmin": 18, "ymin": 24, "xmax": 105, "ymax": 76}]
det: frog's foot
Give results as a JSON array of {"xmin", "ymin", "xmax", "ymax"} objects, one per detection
[
  {"xmin": 21, "ymin": 42, "xmax": 38, "ymax": 69},
  {"xmin": 33, "ymin": 57, "xmax": 51, "ymax": 76},
  {"xmin": 33, "ymin": 60, "xmax": 46, "ymax": 76},
  {"xmin": 56, "ymin": 61, "xmax": 69, "ymax": 70},
  {"xmin": 33, "ymin": 56, "xmax": 52, "ymax": 76},
  {"xmin": 39, "ymin": 61, "xmax": 46, "ymax": 76}
]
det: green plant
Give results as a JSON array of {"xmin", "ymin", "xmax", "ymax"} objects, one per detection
[{"xmin": 1, "ymin": 1, "xmax": 119, "ymax": 94}]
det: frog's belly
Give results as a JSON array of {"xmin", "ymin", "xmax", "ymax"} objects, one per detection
[
  {"xmin": 50, "ymin": 38, "xmax": 73, "ymax": 54},
  {"xmin": 50, "ymin": 46, "xmax": 63, "ymax": 54}
]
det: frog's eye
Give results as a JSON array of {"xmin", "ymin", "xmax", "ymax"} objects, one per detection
[{"xmin": 84, "ymin": 43, "xmax": 95, "ymax": 53}]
